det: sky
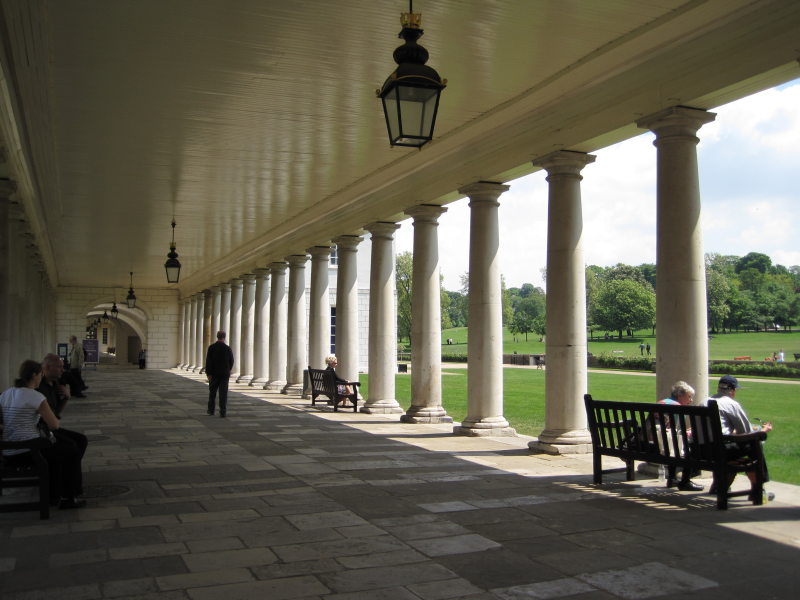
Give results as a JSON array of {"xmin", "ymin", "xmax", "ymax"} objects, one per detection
[{"xmin": 394, "ymin": 79, "xmax": 800, "ymax": 291}]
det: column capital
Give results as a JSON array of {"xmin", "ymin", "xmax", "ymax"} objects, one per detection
[
  {"xmin": 219, "ymin": 282, "xmax": 231, "ymax": 291},
  {"xmin": 636, "ymin": 106, "xmax": 716, "ymax": 139},
  {"xmin": 333, "ymin": 235, "xmax": 363, "ymax": 250},
  {"xmin": 240, "ymin": 273, "xmax": 257, "ymax": 282},
  {"xmin": 229, "ymin": 278, "xmax": 243, "ymax": 288},
  {"xmin": 365, "ymin": 221, "xmax": 400, "ymax": 239},
  {"xmin": 459, "ymin": 181, "xmax": 510, "ymax": 206},
  {"xmin": 533, "ymin": 150, "xmax": 596, "ymax": 176},
  {"xmin": 202, "ymin": 288, "xmax": 213, "ymax": 298},
  {"xmin": 209, "ymin": 285, "xmax": 220, "ymax": 293},
  {"xmin": 285, "ymin": 254, "xmax": 309, "ymax": 267},
  {"xmin": 253, "ymin": 267, "xmax": 270, "ymax": 279},
  {"xmin": 306, "ymin": 245, "xmax": 333, "ymax": 260},
  {"xmin": 406, "ymin": 204, "xmax": 448, "ymax": 223},
  {"xmin": 269, "ymin": 261, "xmax": 288, "ymax": 275}
]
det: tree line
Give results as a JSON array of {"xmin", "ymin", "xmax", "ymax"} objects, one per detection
[{"xmin": 395, "ymin": 251, "xmax": 800, "ymax": 342}]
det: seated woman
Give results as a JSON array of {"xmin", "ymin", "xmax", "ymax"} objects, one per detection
[
  {"xmin": 657, "ymin": 380, "xmax": 702, "ymax": 491},
  {"xmin": 0, "ymin": 359, "xmax": 87, "ymax": 509},
  {"xmin": 324, "ymin": 354, "xmax": 353, "ymax": 406}
]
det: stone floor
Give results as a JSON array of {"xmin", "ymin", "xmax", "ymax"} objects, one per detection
[{"xmin": 2, "ymin": 365, "xmax": 799, "ymax": 600}]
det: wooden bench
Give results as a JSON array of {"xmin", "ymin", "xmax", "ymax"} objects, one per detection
[
  {"xmin": 307, "ymin": 367, "xmax": 360, "ymax": 412},
  {"xmin": 794, "ymin": 353, "xmax": 800, "ymax": 361},
  {"xmin": 584, "ymin": 394, "xmax": 767, "ymax": 510},
  {"xmin": 733, "ymin": 356, "xmax": 751, "ymax": 361},
  {"xmin": 1, "ymin": 433, "xmax": 51, "ymax": 520}
]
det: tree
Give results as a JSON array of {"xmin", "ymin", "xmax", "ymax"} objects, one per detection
[
  {"xmin": 395, "ymin": 251, "xmax": 413, "ymax": 343},
  {"xmin": 604, "ymin": 263, "xmax": 654, "ymax": 291},
  {"xmin": 589, "ymin": 279, "xmax": 655, "ymax": 338},
  {"xmin": 446, "ymin": 291, "xmax": 467, "ymax": 327},
  {"xmin": 735, "ymin": 252, "xmax": 772, "ymax": 274},
  {"xmin": 706, "ymin": 268, "xmax": 731, "ymax": 333},
  {"xmin": 501, "ymin": 276, "xmax": 513, "ymax": 326}
]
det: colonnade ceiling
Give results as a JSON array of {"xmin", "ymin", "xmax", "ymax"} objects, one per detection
[{"xmin": 1, "ymin": 0, "xmax": 798, "ymax": 293}]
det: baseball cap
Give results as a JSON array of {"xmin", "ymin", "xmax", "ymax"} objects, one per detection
[{"xmin": 719, "ymin": 375, "xmax": 740, "ymax": 389}]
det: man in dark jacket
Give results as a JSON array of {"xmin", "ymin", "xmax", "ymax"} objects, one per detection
[{"xmin": 204, "ymin": 330, "xmax": 234, "ymax": 417}]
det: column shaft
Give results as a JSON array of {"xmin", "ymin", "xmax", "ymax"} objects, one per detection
[
  {"xmin": 251, "ymin": 268, "xmax": 270, "ymax": 386},
  {"xmin": 237, "ymin": 274, "xmax": 256, "ymax": 383},
  {"xmin": 211, "ymin": 286, "xmax": 222, "ymax": 339},
  {"xmin": 265, "ymin": 262, "xmax": 288, "ymax": 391},
  {"xmin": 638, "ymin": 107, "xmax": 716, "ymax": 403},
  {"xmin": 333, "ymin": 236, "xmax": 362, "ymax": 385},
  {"xmin": 531, "ymin": 151, "xmax": 595, "ymax": 453},
  {"xmin": 194, "ymin": 292, "xmax": 205, "ymax": 372},
  {"xmin": 456, "ymin": 182, "xmax": 515, "ymax": 436},
  {"xmin": 220, "ymin": 283, "xmax": 232, "ymax": 340},
  {"xmin": 307, "ymin": 246, "xmax": 332, "ymax": 370},
  {"xmin": 363, "ymin": 223, "xmax": 403, "ymax": 414},
  {"xmin": 283, "ymin": 255, "xmax": 308, "ymax": 394},
  {"xmin": 402, "ymin": 205, "xmax": 452, "ymax": 424},
  {"xmin": 228, "ymin": 279, "xmax": 243, "ymax": 379}
]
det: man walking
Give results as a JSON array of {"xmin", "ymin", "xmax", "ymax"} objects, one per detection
[{"xmin": 205, "ymin": 330, "xmax": 234, "ymax": 418}]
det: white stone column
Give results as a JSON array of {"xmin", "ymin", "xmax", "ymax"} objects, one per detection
[
  {"xmin": 307, "ymin": 246, "xmax": 332, "ymax": 371},
  {"xmin": 333, "ymin": 235, "xmax": 362, "ymax": 385},
  {"xmin": 402, "ymin": 205, "xmax": 452, "ymax": 424},
  {"xmin": 531, "ymin": 151, "xmax": 595, "ymax": 453},
  {"xmin": 187, "ymin": 295, "xmax": 198, "ymax": 370},
  {"xmin": 251, "ymin": 268, "xmax": 270, "ymax": 386},
  {"xmin": 202, "ymin": 289, "xmax": 213, "ymax": 370},
  {"xmin": 237, "ymin": 273, "xmax": 256, "ymax": 383},
  {"xmin": 362, "ymin": 222, "xmax": 403, "ymax": 414},
  {"xmin": 456, "ymin": 182, "xmax": 515, "ymax": 436},
  {"xmin": 176, "ymin": 298, "xmax": 186, "ymax": 368},
  {"xmin": 638, "ymin": 106, "xmax": 716, "ymax": 403},
  {"xmin": 228, "ymin": 278, "xmax": 243, "ymax": 379},
  {"xmin": 194, "ymin": 292, "xmax": 205, "ymax": 373},
  {"xmin": 265, "ymin": 262, "xmax": 288, "ymax": 391},
  {"xmin": 182, "ymin": 298, "xmax": 192, "ymax": 369},
  {"xmin": 211, "ymin": 286, "xmax": 222, "ymax": 338},
  {"xmin": 283, "ymin": 255, "xmax": 308, "ymax": 395},
  {"xmin": 220, "ymin": 282, "xmax": 232, "ymax": 339},
  {"xmin": 0, "ymin": 181, "xmax": 14, "ymax": 388}
]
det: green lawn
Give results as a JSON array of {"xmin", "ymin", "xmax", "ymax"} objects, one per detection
[
  {"xmin": 433, "ymin": 327, "xmax": 800, "ymax": 361},
  {"xmin": 360, "ymin": 368, "xmax": 800, "ymax": 486}
]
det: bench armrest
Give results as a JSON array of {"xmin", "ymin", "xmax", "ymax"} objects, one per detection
[{"xmin": 722, "ymin": 431, "xmax": 767, "ymax": 443}]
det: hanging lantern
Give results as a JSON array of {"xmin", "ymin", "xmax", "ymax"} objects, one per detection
[{"xmin": 164, "ymin": 219, "xmax": 181, "ymax": 283}]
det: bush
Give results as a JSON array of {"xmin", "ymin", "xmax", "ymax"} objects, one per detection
[
  {"xmin": 592, "ymin": 354, "xmax": 655, "ymax": 371},
  {"xmin": 442, "ymin": 353, "xmax": 468, "ymax": 363},
  {"xmin": 710, "ymin": 361, "xmax": 800, "ymax": 379}
]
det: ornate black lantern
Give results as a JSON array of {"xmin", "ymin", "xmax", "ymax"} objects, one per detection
[
  {"xmin": 164, "ymin": 219, "xmax": 181, "ymax": 283},
  {"xmin": 126, "ymin": 272, "xmax": 137, "ymax": 309},
  {"xmin": 377, "ymin": 1, "xmax": 446, "ymax": 147},
  {"xmin": 110, "ymin": 301, "xmax": 119, "ymax": 320}
]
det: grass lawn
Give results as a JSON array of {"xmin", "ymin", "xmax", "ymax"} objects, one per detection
[
  {"xmin": 433, "ymin": 327, "xmax": 800, "ymax": 362},
  {"xmin": 360, "ymin": 368, "xmax": 800, "ymax": 486}
]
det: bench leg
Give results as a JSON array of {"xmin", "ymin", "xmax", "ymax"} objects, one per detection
[{"xmin": 593, "ymin": 453, "xmax": 602, "ymax": 484}]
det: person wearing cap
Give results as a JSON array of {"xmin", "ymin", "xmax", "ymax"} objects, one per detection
[{"xmin": 703, "ymin": 374, "xmax": 773, "ymax": 500}]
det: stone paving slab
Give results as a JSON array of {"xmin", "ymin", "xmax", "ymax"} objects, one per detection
[{"xmin": 1, "ymin": 366, "xmax": 799, "ymax": 600}]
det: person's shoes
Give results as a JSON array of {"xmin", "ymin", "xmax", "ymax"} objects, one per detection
[
  {"xmin": 206, "ymin": 411, "xmax": 214, "ymax": 416},
  {"xmin": 666, "ymin": 478, "xmax": 677, "ymax": 488},
  {"xmin": 220, "ymin": 413, "xmax": 226, "ymax": 418},
  {"xmin": 59, "ymin": 497, "xmax": 87, "ymax": 509},
  {"xmin": 677, "ymin": 480, "xmax": 704, "ymax": 492},
  {"xmin": 748, "ymin": 490, "xmax": 775, "ymax": 502}
]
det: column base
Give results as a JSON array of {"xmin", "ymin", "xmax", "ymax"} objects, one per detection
[
  {"xmin": 236, "ymin": 374, "xmax": 253, "ymax": 384},
  {"xmin": 249, "ymin": 377, "xmax": 267, "ymax": 387},
  {"xmin": 453, "ymin": 424, "xmax": 516, "ymax": 437},
  {"xmin": 264, "ymin": 380, "xmax": 287, "ymax": 391},
  {"xmin": 282, "ymin": 383, "xmax": 304, "ymax": 395},
  {"xmin": 360, "ymin": 400, "xmax": 404, "ymax": 415},
  {"xmin": 537, "ymin": 428, "xmax": 591, "ymax": 445},
  {"xmin": 528, "ymin": 440, "xmax": 592, "ymax": 455},
  {"xmin": 401, "ymin": 406, "xmax": 453, "ymax": 424}
]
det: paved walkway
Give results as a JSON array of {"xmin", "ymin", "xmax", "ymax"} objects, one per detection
[{"xmin": 2, "ymin": 365, "xmax": 799, "ymax": 599}]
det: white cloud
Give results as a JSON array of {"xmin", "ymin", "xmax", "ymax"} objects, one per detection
[{"xmin": 396, "ymin": 79, "xmax": 800, "ymax": 290}]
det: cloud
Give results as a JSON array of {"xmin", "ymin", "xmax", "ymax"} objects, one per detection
[{"xmin": 396, "ymin": 79, "xmax": 800, "ymax": 290}]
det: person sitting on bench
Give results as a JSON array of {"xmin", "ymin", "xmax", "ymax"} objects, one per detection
[
  {"xmin": 657, "ymin": 380, "xmax": 703, "ymax": 491},
  {"xmin": 324, "ymin": 355, "xmax": 353, "ymax": 407},
  {"xmin": 702, "ymin": 374, "xmax": 774, "ymax": 501}
]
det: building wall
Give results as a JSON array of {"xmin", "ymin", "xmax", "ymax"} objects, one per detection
[{"xmin": 56, "ymin": 286, "xmax": 179, "ymax": 369}]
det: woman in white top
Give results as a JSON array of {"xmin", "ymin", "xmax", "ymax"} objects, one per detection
[{"xmin": 0, "ymin": 359, "xmax": 86, "ymax": 508}]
